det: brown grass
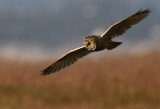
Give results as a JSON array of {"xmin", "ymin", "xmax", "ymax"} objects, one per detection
[{"xmin": 0, "ymin": 51, "xmax": 160, "ymax": 109}]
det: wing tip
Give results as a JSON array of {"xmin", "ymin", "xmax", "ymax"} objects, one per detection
[
  {"xmin": 144, "ymin": 9, "xmax": 151, "ymax": 14},
  {"xmin": 41, "ymin": 70, "xmax": 48, "ymax": 76},
  {"xmin": 138, "ymin": 8, "xmax": 151, "ymax": 14},
  {"xmin": 41, "ymin": 68, "xmax": 57, "ymax": 76}
]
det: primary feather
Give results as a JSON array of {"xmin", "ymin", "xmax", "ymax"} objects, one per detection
[
  {"xmin": 101, "ymin": 9, "xmax": 150, "ymax": 40},
  {"xmin": 41, "ymin": 46, "xmax": 91, "ymax": 75}
]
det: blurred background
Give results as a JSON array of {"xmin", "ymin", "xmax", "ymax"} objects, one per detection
[{"xmin": 0, "ymin": 0, "xmax": 160, "ymax": 109}]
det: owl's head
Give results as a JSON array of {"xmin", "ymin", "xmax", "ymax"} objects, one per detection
[{"xmin": 84, "ymin": 36, "xmax": 97, "ymax": 51}]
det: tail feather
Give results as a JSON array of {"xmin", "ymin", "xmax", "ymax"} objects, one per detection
[{"xmin": 105, "ymin": 41, "xmax": 122, "ymax": 50}]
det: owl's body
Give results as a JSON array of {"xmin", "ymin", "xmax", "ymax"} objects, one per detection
[
  {"xmin": 84, "ymin": 35, "xmax": 122, "ymax": 51},
  {"xmin": 41, "ymin": 9, "xmax": 150, "ymax": 76}
]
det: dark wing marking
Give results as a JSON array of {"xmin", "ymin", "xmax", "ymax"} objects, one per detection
[
  {"xmin": 101, "ymin": 9, "xmax": 150, "ymax": 40},
  {"xmin": 41, "ymin": 46, "xmax": 91, "ymax": 76}
]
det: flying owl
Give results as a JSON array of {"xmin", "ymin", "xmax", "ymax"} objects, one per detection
[{"xmin": 41, "ymin": 9, "xmax": 150, "ymax": 76}]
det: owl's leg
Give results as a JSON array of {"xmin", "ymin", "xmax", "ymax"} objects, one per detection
[{"xmin": 105, "ymin": 41, "xmax": 122, "ymax": 50}]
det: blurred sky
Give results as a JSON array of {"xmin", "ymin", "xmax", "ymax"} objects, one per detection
[{"xmin": 0, "ymin": 0, "xmax": 160, "ymax": 60}]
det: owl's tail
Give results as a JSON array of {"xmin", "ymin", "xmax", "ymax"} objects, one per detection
[{"xmin": 105, "ymin": 41, "xmax": 122, "ymax": 50}]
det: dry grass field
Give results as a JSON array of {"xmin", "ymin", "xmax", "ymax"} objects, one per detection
[{"xmin": 0, "ymin": 51, "xmax": 160, "ymax": 109}]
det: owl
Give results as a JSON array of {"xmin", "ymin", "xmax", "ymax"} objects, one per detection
[{"xmin": 41, "ymin": 9, "xmax": 150, "ymax": 76}]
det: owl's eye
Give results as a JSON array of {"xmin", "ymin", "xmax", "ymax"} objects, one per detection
[{"xmin": 87, "ymin": 42, "xmax": 91, "ymax": 46}]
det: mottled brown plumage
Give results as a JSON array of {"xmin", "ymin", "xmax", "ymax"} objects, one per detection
[{"xmin": 41, "ymin": 9, "xmax": 150, "ymax": 76}]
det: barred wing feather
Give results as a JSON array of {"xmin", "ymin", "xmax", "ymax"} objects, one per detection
[
  {"xmin": 101, "ymin": 9, "xmax": 150, "ymax": 40},
  {"xmin": 41, "ymin": 46, "xmax": 91, "ymax": 76}
]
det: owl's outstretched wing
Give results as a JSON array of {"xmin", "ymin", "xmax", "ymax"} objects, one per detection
[
  {"xmin": 101, "ymin": 9, "xmax": 150, "ymax": 40},
  {"xmin": 41, "ymin": 46, "xmax": 91, "ymax": 76}
]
